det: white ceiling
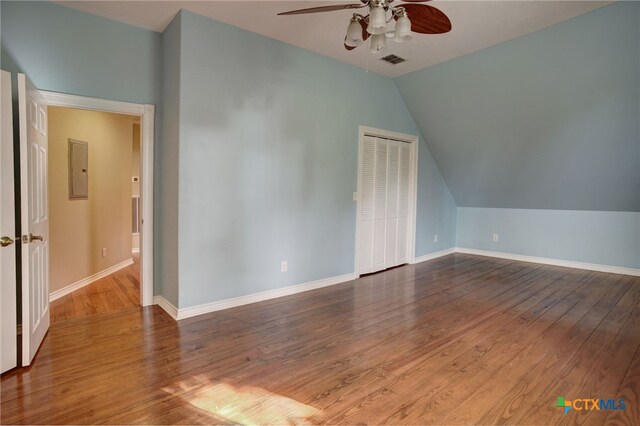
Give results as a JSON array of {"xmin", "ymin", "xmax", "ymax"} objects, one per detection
[{"xmin": 55, "ymin": 1, "xmax": 611, "ymax": 77}]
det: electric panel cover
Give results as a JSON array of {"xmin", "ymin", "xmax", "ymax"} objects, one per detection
[{"xmin": 69, "ymin": 139, "xmax": 88, "ymax": 199}]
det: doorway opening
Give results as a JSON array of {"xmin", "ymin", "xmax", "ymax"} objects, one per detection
[
  {"xmin": 42, "ymin": 92, "xmax": 154, "ymax": 316},
  {"xmin": 47, "ymin": 107, "xmax": 142, "ymax": 321},
  {"xmin": 3, "ymin": 76, "xmax": 155, "ymax": 368}
]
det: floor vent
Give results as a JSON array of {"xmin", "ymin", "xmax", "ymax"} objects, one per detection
[{"xmin": 381, "ymin": 54, "xmax": 406, "ymax": 65}]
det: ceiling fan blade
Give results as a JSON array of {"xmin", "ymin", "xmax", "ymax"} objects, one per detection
[
  {"xmin": 397, "ymin": 4, "xmax": 451, "ymax": 34},
  {"xmin": 344, "ymin": 41, "xmax": 357, "ymax": 51},
  {"xmin": 278, "ymin": 4, "xmax": 364, "ymax": 16},
  {"xmin": 361, "ymin": 16, "xmax": 371, "ymax": 41}
]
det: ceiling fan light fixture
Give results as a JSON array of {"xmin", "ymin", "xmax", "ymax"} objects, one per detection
[
  {"xmin": 394, "ymin": 10, "xmax": 412, "ymax": 43},
  {"xmin": 395, "ymin": 34, "xmax": 413, "ymax": 43},
  {"xmin": 345, "ymin": 15, "xmax": 364, "ymax": 47},
  {"xmin": 369, "ymin": 33, "xmax": 387, "ymax": 54},
  {"xmin": 367, "ymin": 4, "xmax": 387, "ymax": 35},
  {"xmin": 276, "ymin": 1, "xmax": 453, "ymax": 53}
]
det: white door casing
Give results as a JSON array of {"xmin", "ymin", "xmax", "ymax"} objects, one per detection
[
  {"xmin": 1, "ymin": 70, "xmax": 17, "ymax": 373},
  {"xmin": 18, "ymin": 73, "xmax": 50, "ymax": 366},
  {"xmin": 40, "ymin": 91, "xmax": 155, "ymax": 307},
  {"xmin": 355, "ymin": 126, "xmax": 418, "ymax": 276}
]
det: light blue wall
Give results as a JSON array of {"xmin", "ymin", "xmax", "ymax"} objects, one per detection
[
  {"xmin": 0, "ymin": 1, "xmax": 170, "ymax": 296},
  {"xmin": 1, "ymin": 1, "xmax": 161, "ymax": 105},
  {"xmin": 457, "ymin": 208, "xmax": 640, "ymax": 269},
  {"xmin": 394, "ymin": 1, "xmax": 639, "ymax": 271},
  {"xmin": 1, "ymin": 2, "xmax": 456, "ymax": 308},
  {"xmin": 175, "ymin": 11, "xmax": 456, "ymax": 307},
  {"xmin": 394, "ymin": 1, "xmax": 640, "ymax": 212},
  {"xmin": 3, "ymin": 1, "xmax": 636, "ymax": 306}
]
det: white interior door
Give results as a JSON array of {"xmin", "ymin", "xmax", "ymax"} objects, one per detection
[
  {"xmin": 357, "ymin": 132, "xmax": 414, "ymax": 276},
  {"xmin": 1, "ymin": 70, "xmax": 17, "ymax": 373},
  {"xmin": 18, "ymin": 73, "xmax": 49, "ymax": 366}
]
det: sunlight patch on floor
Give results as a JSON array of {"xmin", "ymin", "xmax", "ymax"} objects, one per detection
[{"xmin": 162, "ymin": 374, "xmax": 323, "ymax": 424}]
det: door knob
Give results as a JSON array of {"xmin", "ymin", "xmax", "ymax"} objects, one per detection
[
  {"xmin": 29, "ymin": 234, "xmax": 43, "ymax": 242},
  {"xmin": 1, "ymin": 236, "xmax": 15, "ymax": 247}
]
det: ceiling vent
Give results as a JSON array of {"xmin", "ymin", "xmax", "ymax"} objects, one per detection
[{"xmin": 380, "ymin": 54, "xmax": 406, "ymax": 65}]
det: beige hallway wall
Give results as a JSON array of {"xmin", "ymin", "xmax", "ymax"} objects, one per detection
[{"xmin": 48, "ymin": 107, "xmax": 133, "ymax": 293}]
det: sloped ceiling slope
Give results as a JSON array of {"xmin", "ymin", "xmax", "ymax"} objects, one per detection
[{"xmin": 394, "ymin": 2, "xmax": 639, "ymax": 212}]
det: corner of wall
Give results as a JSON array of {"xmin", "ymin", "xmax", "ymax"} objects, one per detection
[
  {"xmin": 390, "ymin": 78, "xmax": 458, "ymax": 254},
  {"xmin": 390, "ymin": 78, "xmax": 457, "ymax": 205},
  {"xmin": 155, "ymin": 11, "xmax": 183, "ymax": 307}
]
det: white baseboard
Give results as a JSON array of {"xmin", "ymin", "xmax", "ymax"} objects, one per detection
[
  {"xmin": 455, "ymin": 247, "xmax": 640, "ymax": 277},
  {"xmin": 158, "ymin": 272, "xmax": 357, "ymax": 321},
  {"xmin": 50, "ymin": 258, "xmax": 135, "ymax": 301},
  {"xmin": 153, "ymin": 246, "xmax": 639, "ymax": 322},
  {"xmin": 153, "ymin": 295, "xmax": 178, "ymax": 320},
  {"xmin": 411, "ymin": 248, "xmax": 456, "ymax": 264}
]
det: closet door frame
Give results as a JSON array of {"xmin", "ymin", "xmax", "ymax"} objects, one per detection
[{"xmin": 354, "ymin": 126, "xmax": 419, "ymax": 277}]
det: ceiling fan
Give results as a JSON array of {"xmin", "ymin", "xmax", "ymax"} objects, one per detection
[{"xmin": 277, "ymin": 0, "xmax": 452, "ymax": 54}]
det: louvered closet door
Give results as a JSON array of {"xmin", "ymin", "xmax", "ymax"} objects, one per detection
[
  {"xmin": 396, "ymin": 143, "xmax": 411, "ymax": 264},
  {"xmin": 385, "ymin": 141, "xmax": 400, "ymax": 266},
  {"xmin": 372, "ymin": 138, "xmax": 388, "ymax": 271},
  {"xmin": 358, "ymin": 136, "xmax": 412, "ymax": 275},
  {"xmin": 358, "ymin": 136, "xmax": 377, "ymax": 274}
]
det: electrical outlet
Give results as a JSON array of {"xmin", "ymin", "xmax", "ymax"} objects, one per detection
[
  {"xmin": 434, "ymin": 234, "xmax": 438, "ymax": 242},
  {"xmin": 493, "ymin": 234, "xmax": 499, "ymax": 242},
  {"xmin": 281, "ymin": 261, "xmax": 288, "ymax": 272},
  {"xmin": 102, "ymin": 247, "xmax": 107, "ymax": 257}
]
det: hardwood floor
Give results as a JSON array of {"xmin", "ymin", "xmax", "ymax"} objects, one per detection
[
  {"xmin": 50, "ymin": 254, "xmax": 140, "ymax": 323},
  {"xmin": 1, "ymin": 254, "xmax": 638, "ymax": 425}
]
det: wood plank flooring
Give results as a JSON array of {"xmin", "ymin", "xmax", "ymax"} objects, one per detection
[
  {"xmin": 50, "ymin": 254, "xmax": 139, "ymax": 323},
  {"xmin": 1, "ymin": 253, "xmax": 639, "ymax": 425}
]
